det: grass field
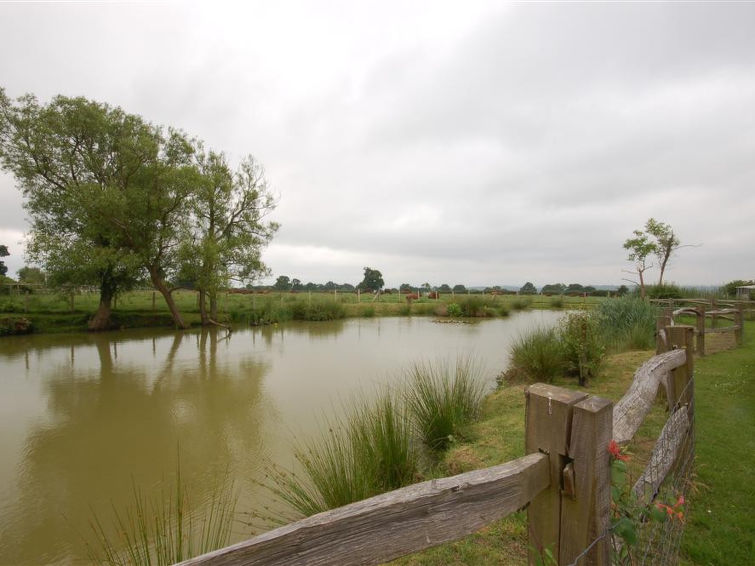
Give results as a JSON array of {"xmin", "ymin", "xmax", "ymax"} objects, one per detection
[
  {"xmin": 0, "ymin": 289, "xmax": 605, "ymax": 334},
  {"xmin": 391, "ymin": 321, "xmax": 754, "ymax": 565}
]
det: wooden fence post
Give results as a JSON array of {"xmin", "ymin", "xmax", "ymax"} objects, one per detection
[
  {"xmin": 666, "ymin": 325, "xmax": 694, "ymax": 412},
  {"xmin": 560, "ymin": 396, "xmax": 613, "ymax": 565},
  {"xmin": 525, "ymin": 384, "xmax": 587, "ymax": 564},
  {"xmin": 696, "ymin": 306, "xmax": 706, "ymax": 357},
  {"xmin": 656, "ymin": 308, "xmax": 672, "ymax": 354},
  {"xmin": 735, "ymin": 305, "xmax": 744, "ymax": 346}
]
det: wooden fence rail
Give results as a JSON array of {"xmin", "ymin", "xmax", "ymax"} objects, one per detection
[
  {"xmin": 655, "ymin": 299, "xmax": 744, "ymax": 356},
  {"xmin": 177, "ymin": 453, "xmax": 549, "ymax": 566},
  {"xmin": 180, "ymin": 326, "xmax": 696, "ymax": 566}
]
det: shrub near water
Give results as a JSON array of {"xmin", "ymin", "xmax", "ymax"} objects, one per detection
[
  {"xmin": 560, "ymin": 311, "xmax": 604, "ymax": 385},
  {"xmin": 405, "ymin": 358, "xmax": 486, "ymax": 451}
]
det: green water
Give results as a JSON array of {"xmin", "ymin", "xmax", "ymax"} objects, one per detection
[{"xmin": 0, "ymin": 313, "xmax": 562, "ymax": 564}]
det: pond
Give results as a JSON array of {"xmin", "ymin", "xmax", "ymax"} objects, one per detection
[{"xmin": 0, "ymin": 311, "xmax": 563, "ymax": 564}]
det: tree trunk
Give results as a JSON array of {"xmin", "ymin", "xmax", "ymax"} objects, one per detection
[
  {"xmin": 210, "ymin": 290, "xmax": 218, "ymax": 321},
  {"xmin": 149, "ymin": 268, "xmax": 189, "ymax": 329},
  {"xmin": 639, "ymin": 270, "xmax": 646, "ymax": 300},
  {"xmin": 88, "ymin": 275, "xmax": 117, "ymax": 331},
  {"xmin": 199, "ymin": 289, "xmax": 210, "ymax": 326}
]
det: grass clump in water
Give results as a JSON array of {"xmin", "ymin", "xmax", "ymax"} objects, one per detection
[
  {"xmin": 86, "ymin": 464, "xmax": 236, "ymax": 566},
  {"xmin": 406, "ymin": 357, "xmax": 487, "ymax": 451},
  {"xmin": 267, "ymin": 389, "xmax": 417, "ymax": 517}
]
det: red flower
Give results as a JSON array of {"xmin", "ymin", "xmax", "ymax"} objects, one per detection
[{"xmin": 608, "ymin": 440, "xmax": 629, "ymax": 461}]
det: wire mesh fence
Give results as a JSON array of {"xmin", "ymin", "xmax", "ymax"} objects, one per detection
[{"xmin": 567, "ymin": 375, "xmax": 695, "ymax": 566}]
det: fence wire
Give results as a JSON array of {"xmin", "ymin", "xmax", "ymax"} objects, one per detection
[
  {"xmin": 633, "ymin": 375, "xmax": 694, "ymax": 566},
  {"xmin": 568, "ymin": 375, "xmax": 695, "ymax": 566}
]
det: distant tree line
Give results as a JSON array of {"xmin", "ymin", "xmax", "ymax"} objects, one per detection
[{"xmin": 0, "ymin": 89, "xmax": 278, "ymax": 329}]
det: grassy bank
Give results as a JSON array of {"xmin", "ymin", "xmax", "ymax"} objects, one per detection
[
  {"xmin": 391, "ymin": 322, "xmax": 754, "ymax": 565},
  {"xmin": 0, "ymin": 289, "xmax": 604, "ymax": 335}
]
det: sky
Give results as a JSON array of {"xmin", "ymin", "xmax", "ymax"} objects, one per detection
[{"xmin": 1, "ymin": 0, "xmax": 754, "ymax": 289}]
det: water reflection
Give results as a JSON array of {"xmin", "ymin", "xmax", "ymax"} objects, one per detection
[
  {"xmin": 0, "ymin": 328, "xmax": 271, "ymax": 565},
  {"xmin": 0, "ymin": 312, "xmax": 563, "ymax": 564}
]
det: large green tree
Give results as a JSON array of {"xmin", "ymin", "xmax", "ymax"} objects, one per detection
[
  {"xmin": 16, "ymin": 266, "xmax": 45, "ymax": 286},
  {"xmin": 0, "ymin": 90, "xmax": 147, "ymax": 329},
  {"xmin": 179, "ymin": 149, "xmax": 277, "ymax": 325},
  {"xmin": 358, "ymin": 267, "xmax": 384, "ymax": 292},
  {"xmin": 0, "ymin": 89, "xmax": 277, "ymax": 330}
]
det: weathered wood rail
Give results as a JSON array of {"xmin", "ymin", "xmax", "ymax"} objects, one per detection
[
  {"xmin": 180, "ymin": 326, "xmax": 696, "ymax": 566},
  {"xmin": 654, "ymin": 298, "xmax": 746, "ymax": 356},
  {"xmin": 178, "ymin": 454, "xmax": 549, "ymax": 566}
]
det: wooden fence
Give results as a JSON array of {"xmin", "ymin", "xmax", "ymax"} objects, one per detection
[
  {"xmin": 178, "ymin": 327, "xmax": 696, "ymax": 566},
  {"xmin": 653, "ymin": 298, "xmax": 747, "ymax": 356}
]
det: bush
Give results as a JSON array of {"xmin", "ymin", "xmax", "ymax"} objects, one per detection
[
  {"xmin": 405, "ymin": 358, "xmax": 486, "ymax": 451},
  {"xmin": 645, "ymin": 284, "xmax": 682, "ymax": 299},
  {"xmin": 559, "ymin": 312, "xmax": 604, "ymax": 385},
  {"xmin": 509, "ymin": 327, "xmax": 564, "ymax": 382},
  {"xmin": 0, "ymin": 316, "xmax": 33, "ymax": 336},
  {"xmin": 446, "ymin": 303, "xmax": 463, "ymax": 318},
  {"xmin": 458, "ymin": 296, "xmax": 486, "ymax": 317}
]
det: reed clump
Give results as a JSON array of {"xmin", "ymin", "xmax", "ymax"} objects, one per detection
[
  {"xmin": 268, "ymin": 357, "xmax": 487, "ymax": 518},
  {"xmin": 267, "ymin": 389, "xmax": 417, "ymax": 517},
  {"xmin": 596, "ymin": 296, "xmax": 658, "ymax": 351},
  {"xmin": 509, "ymin": 327, "xmax": 564, "ymax": 382},
  {"xmin": 86, "ymin": 466, "xmax": 236, "ymax": 566},
  {"xmin": 405, "ymin": 357, "xmax": 487, "ymax": 451}
]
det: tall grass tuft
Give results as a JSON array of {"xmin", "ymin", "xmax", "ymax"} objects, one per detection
[
  {"xmin": 86, "ymin": 464, "xmax": 236, "ymax": 566},
  {"xmin": 266, "ymin": 389, "xmax": 417, "ymax": 517},
  {"xmin": 405, "ymin": 357, "xmax": 486, "ymax": 451},
  {"xmin": 509, "ymin": 297, "xmax": 532, "ymax": 311},
  {"xmin": 509, "ymin": 327, "xmax": 564, "ymax": 382},
  {"xmin": 596, "ymin": 296, "xmax": 658, "ymax": 351}
]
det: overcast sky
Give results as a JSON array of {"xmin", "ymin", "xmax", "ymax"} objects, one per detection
[{"xmin": 1, "ymin": 1, "xmax": 754, "ymax": 288}]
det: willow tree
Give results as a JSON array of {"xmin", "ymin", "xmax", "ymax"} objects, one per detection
[
  {"xmin": 0, "ymin": 90, "xmax": 144, "ymax": 329},
  {"xmin": 180, "ymin": 149, "xmax": 278, "ymax": 326},
  {"xmin": 0, "ymin": 90, "xmax": 199, "ymax": 329}
]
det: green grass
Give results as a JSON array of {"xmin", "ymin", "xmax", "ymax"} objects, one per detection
[
  {"xmin": 679, "ymin": 323, "xmax": 755, "ymax": 565},
  {"xmin": 393, "ymin": 321, "xmax": 754, "ymax": 565},
  {"xmin": 405, "ymin": 358, "xmax": 487, "ymax": 451}
]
